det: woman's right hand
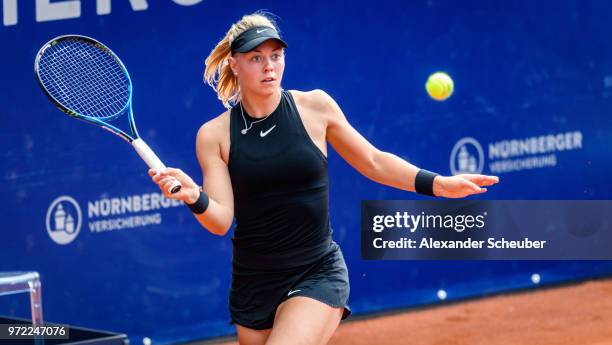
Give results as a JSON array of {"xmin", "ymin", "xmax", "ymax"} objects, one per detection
[{"xmin": 148, "ymin": 168, "xmax": 201, "ymax": 204}]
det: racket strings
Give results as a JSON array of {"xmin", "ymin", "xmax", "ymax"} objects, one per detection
[
  {"xmin": 48, "ymin": 42, "xmax": 125, "ymax": 116},
  {"xmin": 52, "ymin": 41, "xmax": 126, "ymax": 117},
  {"xmin": 38, "ymin": 38, "xmax": 130, "ymax": 120}
]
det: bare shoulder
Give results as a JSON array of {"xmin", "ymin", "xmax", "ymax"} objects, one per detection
[
  {"xmin": 197, "ymin": 110, "xmax": 230, "ymax": 140},
  {"xmin": 289, "ymin": 89, "xmax": 337, "ymax": 113},
  {"xmin": 290, "ymin": 89, "xmax": 346, "ymax": 131},
  {"xmin": 289, "ymin": 89, "xmax": 345, "ymax": 131},
  {"xmin": 196, "ymin": 110, "xmax": 230, "ymax": 160}
]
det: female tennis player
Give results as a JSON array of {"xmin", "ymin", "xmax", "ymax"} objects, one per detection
[{"xmin": 148, "ymin": 12, "xmax": 499, "ymax": 345}]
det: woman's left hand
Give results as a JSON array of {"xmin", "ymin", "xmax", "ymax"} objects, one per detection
[{"xmin": 432, "ymin": 174, "xmax": 499, "ymax": 198}]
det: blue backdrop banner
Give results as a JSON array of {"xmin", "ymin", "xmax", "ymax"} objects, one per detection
[{"xmin": 1, "ymin": 1, "xmax": 612, "ymax": 344}]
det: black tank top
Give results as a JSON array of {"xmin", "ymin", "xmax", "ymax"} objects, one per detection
[{"xmin": 228, "ymin": 90, "xmax": 332, "ymax": 269}]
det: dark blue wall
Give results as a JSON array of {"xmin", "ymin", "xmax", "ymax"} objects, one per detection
[{"xmin": 1, "ymin": 1, "xmax": 611, "ymax": 344}]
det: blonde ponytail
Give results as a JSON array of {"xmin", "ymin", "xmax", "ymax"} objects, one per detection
[{"xmin": 204, "ymin": 12, "xmax": 280, "ymax": 108}]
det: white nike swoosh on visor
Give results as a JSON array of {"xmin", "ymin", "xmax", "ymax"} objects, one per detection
[
  {"xmin": 260, "ymin": 125, "xmax": 276, "ymax": 137},
  {"xmin": 256, "ymin": 29, "xmax": 268, "ymax": 34},
  {"xmin": 287, "ymin": 289, "xmax": 301, "ymax": 296}
]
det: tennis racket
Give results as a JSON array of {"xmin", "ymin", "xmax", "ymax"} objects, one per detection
[{"xmin": 34, "ymin": 34, "xmax": 181, "ymax": 194}]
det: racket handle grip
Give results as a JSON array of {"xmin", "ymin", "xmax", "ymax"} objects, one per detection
[{"xmin": 132, "ymin": 138, "xmax": 182, "ymax": 194}]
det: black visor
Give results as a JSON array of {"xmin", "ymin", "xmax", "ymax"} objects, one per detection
[{"xmin": 230, "ymin": 26, "xmax": 288, "ymax": 54}]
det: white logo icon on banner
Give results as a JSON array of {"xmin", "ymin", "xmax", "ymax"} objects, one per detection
[
  {"xmin": 450, "ymin": 137, "xmax": 484, "ymax": 175},
  {"xmin": 46, "ymin": 196, "xmax": 82, "ymax": 245}
]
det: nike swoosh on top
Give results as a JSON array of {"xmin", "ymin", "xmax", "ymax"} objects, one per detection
[
  {"xmin": 256, "ymin": 29, "xmax": 268, "ymax": 34},
  {"xmin": 260, "ymin": 125, "xmax": 276, "ymax": 137}
]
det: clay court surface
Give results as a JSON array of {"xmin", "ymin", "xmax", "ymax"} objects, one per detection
[{"xmin": 207, "ymin": 278, "xmax": 612, "ymax": 345}]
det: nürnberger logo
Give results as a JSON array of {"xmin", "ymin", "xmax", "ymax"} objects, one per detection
[{"xmin": 46, "ymin": 195, "xmax": 82, "ymax": 245}]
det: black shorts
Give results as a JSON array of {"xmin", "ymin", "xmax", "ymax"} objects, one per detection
[{"xmin": 229, "ymin": 241, "xmax": 351, "ymax": 330}]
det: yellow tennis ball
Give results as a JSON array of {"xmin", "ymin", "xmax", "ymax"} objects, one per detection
[{"xmin": 426, "ymin": 72, "xmax": 454, "ymax": 101}]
